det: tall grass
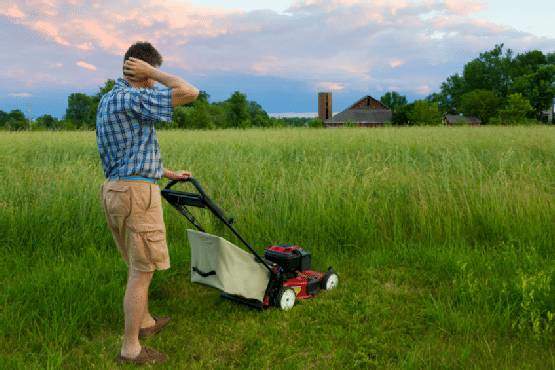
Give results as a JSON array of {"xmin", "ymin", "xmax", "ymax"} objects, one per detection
[{"xmin": 1, "ymin": 127, "xmax": 554, "ymax": 369}]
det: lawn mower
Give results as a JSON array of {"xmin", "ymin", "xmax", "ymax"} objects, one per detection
[{"xmin": 161, "ymin": 177, "xmax": 338, "ymax": 310}]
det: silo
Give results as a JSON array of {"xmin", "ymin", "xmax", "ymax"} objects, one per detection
[{"xmin": 318, "ymin": 92, "xmax": 332, "ymax": 121}]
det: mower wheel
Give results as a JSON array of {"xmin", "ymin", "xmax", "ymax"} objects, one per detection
[
  {"xmin": 322, "ymin": 272, "xmax": 339, "ymax": 290},
  {"xmin": 277, "ymin": 287, "xmax": 296, "ymax": 310}
]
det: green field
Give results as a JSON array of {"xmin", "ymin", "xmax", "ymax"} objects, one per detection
[{"xmin": 1, "ymin": 127, "xmax": 554, "ymax": 369}]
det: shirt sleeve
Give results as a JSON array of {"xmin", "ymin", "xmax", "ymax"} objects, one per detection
[{"xmin": 127, "ymin": 87, "xmax": 173, "ymax": 123}]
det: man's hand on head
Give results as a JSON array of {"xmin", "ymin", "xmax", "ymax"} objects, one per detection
[
  {"xmin": 123, "ymin": 57, "xmax": 157, "ymax": 82},
  {"xmin": 164, "ymin": 169, "xmax": 192, "ymax": 181},
  {"xmin": 123, "ymin": 57, "xmax": 200, "ymax": 106}
]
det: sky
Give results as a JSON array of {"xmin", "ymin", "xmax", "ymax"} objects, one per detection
[{"xmin": 1, "ymin": 0, "xmax": 554, "ymax": 119}]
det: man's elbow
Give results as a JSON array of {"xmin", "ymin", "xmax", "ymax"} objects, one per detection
[
  {"xmin": 172, "ymin": 87, "xmax": 199, "ymax": 106},
  {"xmin": 191, "ymin": 87, "xmax": 200, "ymax": 100}
]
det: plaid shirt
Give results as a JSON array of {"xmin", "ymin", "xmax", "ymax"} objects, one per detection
[{"xmin": 96, "ymin": 78, "xmax": 173, "ymax": 180}]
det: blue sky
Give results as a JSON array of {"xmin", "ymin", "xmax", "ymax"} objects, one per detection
[{"xmin": 1, "ymin": 0, "xmax": 554, "ymax": 119}]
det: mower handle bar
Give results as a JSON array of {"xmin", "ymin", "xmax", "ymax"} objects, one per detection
[
  {"xmin": 163, "ymin": 177, "xmax": 274, "ymax": 273},
  {"xmin": 165, "ymin": 177, "xmax": 231, "ymax": 224},
  {"xmin": 166, "ymin": 177, "xmax": 201, "ymax": 193}
]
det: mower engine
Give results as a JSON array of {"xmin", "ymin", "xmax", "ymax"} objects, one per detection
[
  {"xmin": 265, "ymin": 245, "xmax": 311, "ymax": 272},
  {"xmin": 262, "ymin": 245, "xmax": 338, "ymax": 310}
]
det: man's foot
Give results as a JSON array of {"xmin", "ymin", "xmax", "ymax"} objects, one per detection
[
  {"xmin": 117, "ymin": 346, "xmax": 168, "ymax": 365},
  {"xmin": 139, "ymin": 316, "xmax": 171, "ymax": 339}
]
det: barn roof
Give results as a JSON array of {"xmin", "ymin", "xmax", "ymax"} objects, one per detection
[
  {"xmin": 444, "ymin": 114, "xmax": 481, "ymax": 124},
  {"xmin": 327, "ymin": 95, "xmax": 392, "ymax": 124},
  {"xmin": 347, "ymin": 96, "xmax": 390, "ymax": 110},
  {"xmin": 328, "ymin": 109, "xmax": 392, "ymax": 124}
]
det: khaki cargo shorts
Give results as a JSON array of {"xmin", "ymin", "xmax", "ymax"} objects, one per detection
[{"xmin": 101, "ymin": 180, "xmax": 170, "ymax": 272}]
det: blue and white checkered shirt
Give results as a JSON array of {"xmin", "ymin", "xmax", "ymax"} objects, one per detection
[{"xmin": 96, "ymin": 78, "xmax": 173, "ymax": 180}]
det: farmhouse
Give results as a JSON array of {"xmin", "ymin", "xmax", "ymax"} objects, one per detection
[
  {"xmin": 318, "ymin": 92, "xmax": 392, "ymax": 127},
  {"xmin": 443, "ymin": 114, "xmax": 481, "ymax": 125}
]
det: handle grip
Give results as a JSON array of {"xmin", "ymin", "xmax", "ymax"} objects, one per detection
[{"xmin": 165, "ymin": 176, "xmax": 196, "ymax": 190}]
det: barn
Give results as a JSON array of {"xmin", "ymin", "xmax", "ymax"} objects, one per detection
[{"xmin": 318, "ymin": 93, "xmax": 392, "ymax": 127}]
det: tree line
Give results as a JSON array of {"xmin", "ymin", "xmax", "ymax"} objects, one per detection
[
  {"xmin": 0, "ymin": 79, "xmax": 297, "ymax": 130},
  {"xmin": 1, "ymin": 44, "xmax": 553, "ymax": 130},
  {"xmin": 381, "ymin": 44, "xmax": 555, "ymax": 125}
]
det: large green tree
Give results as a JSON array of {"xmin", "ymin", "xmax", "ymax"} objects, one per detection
[
  {"xmin": 407, "ymin": 100, "xmax": 442, "ymax": 125},
  {"xmin": 511, "ymin": 65, "xmax": 555, "ymax": 118},
  {"xmin": 460, "ymin": 90, "xmax": 501, "ymax": 123},
  {"xmin": 498, "ymin": 93, "xmax": 533, "ymax": 124},
  {"xmin": 35, "ymin": 114, "xmax": 60, "ymax": 130},
  {"xmin": 380, "ymin": 91, "xmax": 407, "ymax": 112},
  {"xmin": 248, "ymin": 101, "xmax": 271, "ymax": 127},
  {"xmin": 65, "ymin": 93, "xmax": 95, "ymax": 128},
  {"xmin": 391, "ymin": 103, "xmax": 414, "ymax": 125},
  {"xmin": 189, "ymin": 99, "xmax": 215, "ymax": 129},
  {"xmin": 0, "ymin": 110, "xmax": 8, "ymax": 128},
  {"xmin": 510, "ymin": 50, "xmax": 547, "ymax": 77},
  {"xmin": 65, "ymin": 79, "xmax": 116, "ymax": 129},
  {"xmin": 463, "ymin": 44, "xmax": 513, "ymax": 97},
  {"xmin": 225, "ymin": 91, "xmax": 251, "ymax": 128},
  {"xmin": 4, "ymin": 109, "xmax": 29, "ymax": 130},
  {"xmin": 436, "ymin": 74, "xmax": 466, "ymax": 113}
]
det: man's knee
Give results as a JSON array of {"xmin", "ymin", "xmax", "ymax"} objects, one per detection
[{"xmin": 128, "ymin": 268, "xmax": 154, "ymax": 284}]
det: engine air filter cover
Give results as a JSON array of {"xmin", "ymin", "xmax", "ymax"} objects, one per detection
[{"xmin": 264, "ymin": 245, "xmax": 311, "ymax": 272}]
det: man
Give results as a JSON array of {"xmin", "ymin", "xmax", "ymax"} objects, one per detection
[{"xmin": 96, "ymin": 41, "xmax": 199, "ymax": 365}]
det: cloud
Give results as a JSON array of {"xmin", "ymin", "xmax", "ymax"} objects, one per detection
[
  {"xmin": 443, "ymin": 0, "xmax": 485, "ymax": 15},
  {"xmin": 8, "ymin": 92, "xmax": 32, "ymax": 97},
  {"xmin": 389, "ymin": 59, "xmax": 405, "ymax": 68},
  {"xmin": 29, "ymin": 20, "xmax": 71, "ymax": 46},
  {"xmin": 0, "ymin": 0, "xmax": 554, "ymax": 102},
  {"xmin": 317, "ymin": 82, "xmax": 345, "ymax": 91},
  {"xmin": 415, "ymin": 85, "xmax": 432, "ymax": 95},
  {"xmin": 0, "ymin": 4, "xmax": 25, "ymax": 19},
  {"xmin": 76, "ymin": 61, "xmax": 97, "ymax": 71}
]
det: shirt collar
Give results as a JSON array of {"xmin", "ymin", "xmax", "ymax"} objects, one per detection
[
  {"xmin": 116, "ymin": 77, "xmax": 158, "ymax": 90},
  {"xmin": 115, "ymin": 77, "xmax": 131, "ymax": 88}
]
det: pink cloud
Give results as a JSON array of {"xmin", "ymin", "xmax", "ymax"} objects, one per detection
[
  {"xmin": 444, "ymin": 0, "xmax": 485, "ymax": 15},
  {"xmin": 1, "ymin": 0, "xmax": 236, "ymax": 57},
  {"xmin": 29, "ymin": 20, "xmax": 70, "ymax": 46},
  {"xmin": 0, "ymin": 4, "xmax": 25, "ymax": 18},
  {"xmin": 389, "ymin": 59, "xmax": 405, "ymax": 68},
  {"xmin": 69, "ymin": 19, "xmax": 128, "ymax": 52},
  {"xmin": 76, "ymin": 61, "xmax": 97, "ymax": 71}
]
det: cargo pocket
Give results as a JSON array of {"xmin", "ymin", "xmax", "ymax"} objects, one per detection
[
  {"xmin": 142, "ymin": 229, "xmax": 170, "ymax": 269},
  {"xmin": 104, "ymin": 185, "xmax": 131, "ymax": 217}
]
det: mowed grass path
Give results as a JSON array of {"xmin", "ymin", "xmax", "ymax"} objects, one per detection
[{"xmin": 0, "ymin": 127, "xmax": 554, "ymax": 369}]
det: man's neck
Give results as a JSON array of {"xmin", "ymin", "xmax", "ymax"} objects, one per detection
[{"xmin": 124, "ymin": 77, "xmax": 149, "ymax": 89}]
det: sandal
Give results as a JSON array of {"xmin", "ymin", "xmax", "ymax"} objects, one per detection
[{"xmin": 139, "ymin": 316, "xmax": 171, "ymax": 339}]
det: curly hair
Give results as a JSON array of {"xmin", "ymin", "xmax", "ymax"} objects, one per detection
[{"xmin": 123, "ymin": 41, "xmax": 163, "ymax": 68}]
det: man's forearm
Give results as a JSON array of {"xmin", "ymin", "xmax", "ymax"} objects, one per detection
[
  {"xmin": 163, "ymin": 168, "xmax": 174, "ymax": 178},
  {"xmin": 163, "ymin": 168, "xmax": 192, "ymax": 181},
  {"xmin": 151, "ymin": 69, "xmax": 197, "ymax": 92}
]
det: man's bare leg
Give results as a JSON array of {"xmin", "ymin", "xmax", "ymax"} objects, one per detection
[
  {"xmin": 141, "ymin": 293, "xmax": 156, "ymax": 329},
  {"xmin": 121, "ymin": 269, "xmax": 154, "ymax": 358}
]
